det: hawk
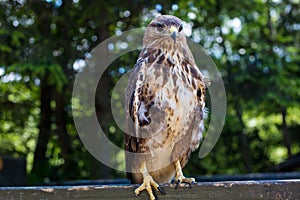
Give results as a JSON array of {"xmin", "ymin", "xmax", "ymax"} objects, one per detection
[{"xmin": 125, "ymin": 15, "xmax": 208, "ymax": 200}]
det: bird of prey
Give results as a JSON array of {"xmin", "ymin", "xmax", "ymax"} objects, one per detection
[{"xmin": 125, "ymin": 15, "xmax": 208, "ymax": 200}]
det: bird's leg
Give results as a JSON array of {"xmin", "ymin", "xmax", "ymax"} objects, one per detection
[
  {"xmin": 134, "ymin": 162, "xmax": 165, "ymax": 200},
  {"xmin": 174, "ymin": 160, "xmax": 196, "ymax": 189}
]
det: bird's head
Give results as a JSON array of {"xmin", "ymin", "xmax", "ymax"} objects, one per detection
[{"xmin": 143, "ymin": 15, "xmax": 186, "ymax": 49}]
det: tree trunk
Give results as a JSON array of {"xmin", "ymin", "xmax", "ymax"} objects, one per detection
[
  {"xmin": 54, "ymin": 89, "xmax": 77, "ymax": 179},
  {"xmin": 31, "ymin": 78, "xmax": 52, "ymax": 180},
  {"xmin": 281, "ymin": 107, "xmax": 292, "ymax": 157},
  {"xmin": 95, "ymin": 73, "xmax": 113, "ymax": 179},
  {"xmin": 236, "ymin": 106, "xmax": 253, "ymax": 173},
  {"xmin": 92, "ymin": 10, "xmax": 114, "ymax": 179}
]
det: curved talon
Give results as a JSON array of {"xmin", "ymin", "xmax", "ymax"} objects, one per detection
[
  {"xmin": 134, "ymin": 186, "xmax": 139, "ymax": 197},
  {"xmin": 152, "ymin": 189, "xmax": 158, "ymax": 200},
  {"xmin": 157, "ymin": 186, "xmax": 165, "ymax": 195},
  {"xmin": 175, "ymin": 179, "xmax": 180, "ymax": 189},
  {"xmin": 189, "ymin": 181, "xmax": 195, "ymax": 189}
]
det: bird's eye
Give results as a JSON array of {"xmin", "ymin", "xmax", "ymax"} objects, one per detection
[
  {"xmin": 178, "ymin": 24, "xmax": 183, "ymax": 32},
  {"xmin": 156, "ymin": 23, "xmax": 164, "ymax": 32}
]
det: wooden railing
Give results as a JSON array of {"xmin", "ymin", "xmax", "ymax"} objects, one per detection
[{"xmin": 1, "ymin": 180, "xmax": 299, "ymax": 199}]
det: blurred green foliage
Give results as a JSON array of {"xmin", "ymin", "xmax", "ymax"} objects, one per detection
[{"xmin": 0, "ymin": 0, "xmax": 299, "ymax": 185}]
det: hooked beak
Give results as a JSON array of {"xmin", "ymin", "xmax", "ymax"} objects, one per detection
[{"xmin": 169, "ymin": 26, "xmax": 178, "ymax": 44}]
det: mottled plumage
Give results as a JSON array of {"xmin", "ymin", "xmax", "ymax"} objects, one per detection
[{"xmin": 125, "ymin": 15, "xmax": 208, "ymax": 200}]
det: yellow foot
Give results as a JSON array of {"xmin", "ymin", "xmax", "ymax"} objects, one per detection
[
  {"xmin": 134, "ymin": 175, "xmax": 165, "ymax": 200},
  {"xmin": 174, "ymin": 175, "xmax": 196, "ymax": 189}
]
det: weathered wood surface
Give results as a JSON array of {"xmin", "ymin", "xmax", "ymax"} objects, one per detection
[{"xmin": 0, "ymin": 180, "xmax": 299, "ymax": 200}]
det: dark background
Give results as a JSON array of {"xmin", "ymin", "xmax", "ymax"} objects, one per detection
[{"xmin": 0, "ymin": 0, "xmax": 299, "ymax": 186}]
